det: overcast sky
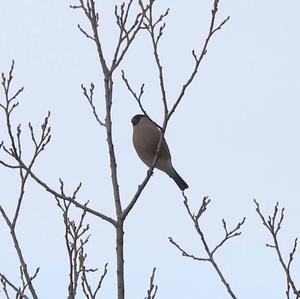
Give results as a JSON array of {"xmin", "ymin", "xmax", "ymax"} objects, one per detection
[{"xmin": 1, "ymin": 1, "xmax": 300, "ymax": 298}]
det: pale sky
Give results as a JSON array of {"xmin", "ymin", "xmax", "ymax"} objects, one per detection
[{"xmin": 1, "ymin": 1, "xmax": 300, "ymax": 298}]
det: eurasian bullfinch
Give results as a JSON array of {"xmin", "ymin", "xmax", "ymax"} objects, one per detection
[{"xmin": 131, "ymin": 114, "xmax": 188, "ymax": 191}]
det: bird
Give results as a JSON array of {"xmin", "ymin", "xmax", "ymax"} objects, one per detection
[{"xmin": 131, "ymin": 114, "xmax": 188, "ymax": 191}]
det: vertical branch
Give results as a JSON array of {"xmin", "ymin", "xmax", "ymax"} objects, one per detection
[
  {"xmin": 144, "ymin": 268, "xmax": 158, "ymax": 299},
  {"xmin": 115, "ymin": 221, "xmax": 125, "ymax": 299},
  {"xmin": 255, "ymin": 200, "xmax": 300, "ymax": 298},
  {"xmin": 0, "ymin": 206, "xmax": 39, "ymax": 299},
  {"xmin": 104, "ymin": 75, "xmax": 122, "ymax": 216}
]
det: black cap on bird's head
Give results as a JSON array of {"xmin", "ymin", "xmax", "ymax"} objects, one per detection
[{"xmin": 131, "ymin": 114, "xmax": 145, "ymax": 126}]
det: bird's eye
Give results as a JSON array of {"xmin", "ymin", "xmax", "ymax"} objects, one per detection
[{"xmin": 131, "ymin": 117, "xmax": 137, "ymax": 125}]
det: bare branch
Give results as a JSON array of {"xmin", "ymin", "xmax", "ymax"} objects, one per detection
[
  {"xmin": 153, "ymin": 8, "xmax": 169, "ymax": 28},
  {"xmin": 8, "ymin": 101, "xmax": 20, "ymax": 115},
  {"xmin": 167, "ymin": 1, "xmax": 230, "ymax": 120},
  {"xmin": 193, "ymin": 196, "xmax": 211, "ymax": 221},
  {"xmin": 56, "ymin": 192, "xmax": 106, "ymax": 298},
  {"xmin": 81, "ymin": 263, "xmax": 108, "ymax": 299},
  {"xmin": 0, "ymin": 158, "xmax": 19, "ymax": 169},
  {"xmin": 110, "ymin": 1, "xmax": 151, "ymax": 72},
  {"xmin": 142, "ymin": 1, "xmax": 169, "ymax": 116},
  {"xmin": 28, "ymin": 122, "xmax": 38, "ymax": 148},
  {"xmin": 1, "ymin": 61, "xmax": 23, "ymax": 156},
  {"xmin": 169, "ymin": 237, "xmax": 209, "ymax": 262},
  {"xmin": 10, "ymin": 112, "xmax": 52, "ymax": 228},
  {"xmin": 0, "ymin": 273, "xmax": 30, "ymax": 299},
  {"xmin": 9, "ymin": 87, "xmax": 24, "ymax": 104},
  {"xmin": 78, "ymin": 24, "xmax": 95, "ymax": 41},
  {"xmin": 81, "ymin": 83, "xmax": 105, "ymax": 126},
  {"xmin": 70, "ymin": 0, "xmax": 108, "ymax": 74},
  {"xmin": 170, "ymin": 195, "xmax": 241, "ymax": 299},
  {"xmin": 70, "ymin": 4, "xmax": 82, "ymax": 10},
  {"xmin": 255, "ymin": 200, "xmax": 300, "ymax": 298},
  {"xmin": 120, "ymin": 154, "xmax": 159, "ymax": 221},
  {"xmin": 0, "ymin": 62, "xmax": 40, "ymax": 299},
  {"xmin": 211, "ymin": 217, "xmax": 246, "ymax": 255},
  {"xmin": 0, "ymin": 206, "xmax": 39, "ymax": 299},
  {"xmin": 18, "ymin": 266, "xmax": 39, "ymax": 297},
  {"xmin": 145, "ymin": 267, "xmax": 158, "ymax": 299}
]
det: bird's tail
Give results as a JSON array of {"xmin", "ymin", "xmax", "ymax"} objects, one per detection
[{"xmin": 169, "ymin": 167, "xmax": 188, "ymax": 191}]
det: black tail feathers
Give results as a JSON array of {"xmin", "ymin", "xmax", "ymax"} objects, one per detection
[{"xmin": 170, "ymin": 168, "xmax": 188, "ymax": 191}]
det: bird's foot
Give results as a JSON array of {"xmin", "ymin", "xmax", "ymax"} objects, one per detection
[{"xmin": 147, "ymin": 169, "xmax": 154, "ymax": 177}]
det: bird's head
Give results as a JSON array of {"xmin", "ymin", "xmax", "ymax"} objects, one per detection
[{"xmin": 131, "ymin": 114, "xmax": 145, "ymax": 126}]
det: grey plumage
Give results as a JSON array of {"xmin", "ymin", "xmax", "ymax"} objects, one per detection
[{"xmin": 131, "ymin": 114, "xmax": 188, "ymax": 191}]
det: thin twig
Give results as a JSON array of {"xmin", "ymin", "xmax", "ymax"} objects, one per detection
[
  {"xmin": 144, "ymin": 267, "xmax": 158, "ymax": 299},
  {"xmin": 168, "ymin": 238, "xmax": 209, "ymax": 262},
  {"xmin": 81, "ymin": 83, "xmax": 105, "ymax": 127}
]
